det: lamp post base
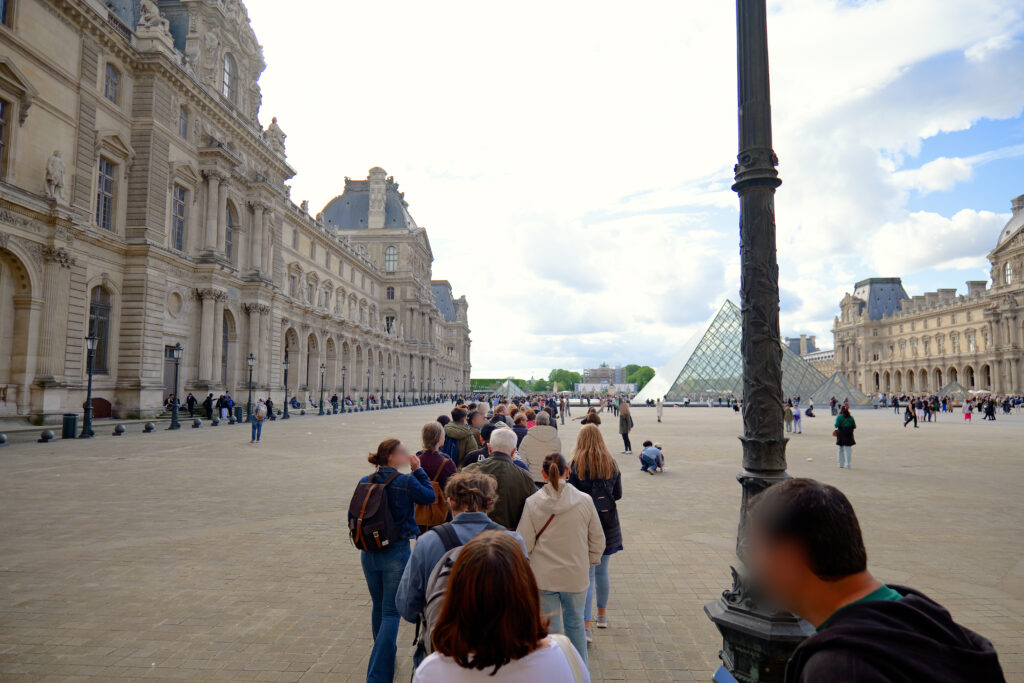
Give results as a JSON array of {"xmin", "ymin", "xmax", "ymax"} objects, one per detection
[{"xmin": 705, "ymin": 568, "xmax": 814, "ymax": 683}]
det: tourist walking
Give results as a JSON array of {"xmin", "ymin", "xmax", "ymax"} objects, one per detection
[
  {"xmin": 186, "ymin": 392, "xmax": 197, "ymax": 417},
  {"xmin": 656, "ymin": 397, "xmax": 663, "ymax": 423},
  {"xmin": 568, "ymin": 424, "xmax": 623, "ymax": 643},
  {"xmin": 463, "ymin": 428, "xmax": 536, "ymax": 529},
  {"xmin": 348, "ymin": 439, "xmax": 435, "ymax": 683},
  {"xmin": 412, "ymin": 531, "xmax": 590, "ymax": 682},
  {"xmin": 784, "ymin": 402, "xmax": 794, "ymax": 433},
  {"xmin": 250, "ymin": 398, "xmax": 267, "ymax": 444},
  {"xmin": 517, "ymin": 453, "xmax": 604, "ymax": 667},
  {"xmin": 834, "ymin": 406, "xmax": 856, "ymax": 469},
  {"xmin": 792, "ymin": 404, "xmax": 802, "ymax": 434},
  {"xmin": 904, "ymin": 401, "xmax": 918, "ymax": 428},
  {"xmin": 618, "ymin": 402, "xmax": 634, "ymax": 454},
  {"xmin": 520, "ymin": 411, "xmax": 562, "ymax": 488}
]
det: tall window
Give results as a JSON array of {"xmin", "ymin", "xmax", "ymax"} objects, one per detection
[
  {"xmin": 291, "ymin": 230, "xmax": 299, "ymax": 249},
  {"xmin": 96, "ymin": 157, "xmax": 115, "ymax": 230},
  {"xmin": 310, "ymin": 241, "xmax": 316, "ymax": 260},
  {"xmin": 104, "ymin": 63, "xmax": 120, "ymax": 104},
  {"xmin": 222, "ymin": 54, "xmax": 236, "ymax": 103},
  {"xmin": 89, "ymin": 286, "xmax": 112, "ymax": 373},
  {"xmin": 0, "ymin": 98, "xmax": 8, "ymax": 179},
  {"xmin": 171, "ymin": 185, "xmax": 186, "ymax": 251},
  {"xmin": 386, "ymin": 286, "xmax": 395, "ymax": 300},
  {"xmin": 225, "ymin": 204, "xmax": 238, "ymax": 262},
  {"xmin": 178, "ymin": 106, "xmax": 189, "ymax": 140},
  {"xmin": 307, "ymin": 282, "xmax": 314, "ymax": 303},
  {"xmin": 0, "ymin": 0, "xmax": 10, "ymax": 25},
  {"xmin": 1006, "ymin": 262, "xmax": 1014, "ymax": 285},
  {"xmin": 384, "ymin": 245, "xmax": 398, "ymax": 272},
  {"xmin": 385, "ymin": 315, "xmax": 395, "ymax": 333},
  {"xmin": 288, "ymin": 274, "xmax": 297, "ymax": 297}
]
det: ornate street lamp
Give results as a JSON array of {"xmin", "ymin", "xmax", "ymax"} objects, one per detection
[
  {"xmin": 80, "ymin": 333, "xmax": 98, "ymax": 438},
  {"xmin": 379, "ymin": 370, "xmax": 385, "ymax": 408},
  {"xmin": 318, "ymin": 362, "xmax": 326, "ymax": 415},
  {"xmin": 704, "ymin": 3, "xmax": 814, "ymax": 681},
  {"xmin": 392, "ymin": 372, "xmax": 397, "ymax": 408},
  {"xmin": 246, "ymin": 353, "xmax": 256, "ymax": 421},
  {"xmin": 341, "ymin": 364, "xmax": 347, "ymax": 411},
  {"xmin": 168, "ymin": 343, "xmax": 183, "ymax": 430},
  {"xmin": 441, "ymin": 377, "xmax": 446, "ymax": 402},
  {"xmin": 456, "ymin": 377, "xmax": 461, "ymax": 400},
  {"xmin": 403, "ymin": 373, "xmax": 407, "ymax": 404},
  {"xmin": 282, "ymin": 351, "xmax": 290, "ymax": 419},
  {"xmin": 411, "ymin": 373, "xmax": 416, "ymax": 404},
  {"xmin": 365, "ymin": 368, "xmax": 371, "ymax": 408}
]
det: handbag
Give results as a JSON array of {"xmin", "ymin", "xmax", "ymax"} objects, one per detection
[{"xmin": 832, "ymin": 429, "xmax": 839, "ymax": 437}]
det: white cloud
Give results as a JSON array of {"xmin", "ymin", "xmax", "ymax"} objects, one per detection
[
  {"xmin": 243, "ymin": 0, "xmax": 1024, "ymax": 376},
  {"xmin": 869, "ymin": 209, "xmax": 1007, "ymax": 274}
]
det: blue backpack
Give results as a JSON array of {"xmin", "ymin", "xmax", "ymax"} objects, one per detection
[{"xmin": 440, "ymin": 435, "xmax": 459, "ymax": 462}]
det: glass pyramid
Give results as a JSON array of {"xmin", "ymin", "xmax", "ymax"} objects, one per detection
[
  {"xmin": 810, "ymin": 372, "xmax": 872, "ymax": 407},
  {"xmin": 662, "ymin": 300, "xmax": 829, "ymax": 402}
]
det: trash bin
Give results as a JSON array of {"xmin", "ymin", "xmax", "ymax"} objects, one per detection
[
  {"xmin": 62, "ymin": 413, "xmax": 78, "ymax": 439},
  {"xmin": 235, "ymin": 405, "xmax": 244, "ymax": 423}
]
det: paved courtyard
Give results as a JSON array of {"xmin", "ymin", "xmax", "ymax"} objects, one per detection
[{"xmin": 0, "ymin": 404, "xmax": 1022, "ymax": 682}]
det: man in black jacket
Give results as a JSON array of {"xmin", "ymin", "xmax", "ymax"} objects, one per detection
[{"xmin": 746, "ymin": 478, "xmax": 1005, "ymax": 683}]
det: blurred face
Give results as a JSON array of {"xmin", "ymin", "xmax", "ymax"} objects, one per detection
[
  {"xmin": 744, "ymin": 524, "xmax": 809, "ymax": 616},
  {"xmin": 387, "ymin": 442, "xmax": 411, "ymax": 469}
]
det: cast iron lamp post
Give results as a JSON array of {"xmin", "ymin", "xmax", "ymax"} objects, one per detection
[
  {"xmin": 365, "ymin": 368, "xmax": 371, "ymax": 408},
  {"xmin": 246, "ymin": 353, "xmax": 255, "ymax": 421},
  {"xmin": 455, "ymin": 377, "xmax": 460, "ymax": 399},
  {"xmin": 282, "ymin": 352, "xmax": 290, "ymax": 419},
  {"xmin": 318, "ymin": 363, "xmax": 326, "ymax": 415},
  {"xmin": 403, "ymin": 374, "xmax": 407, "ymax": 404},
  {"xmin": 380, "ymin": 370, "xmax": 385, "ymax": 408},
  {"xmin": 341, "ymin": 365, "xmax": 347, "ymax": 411},
  {"xmin": 168, "ymin": 343, "xmax": 182, "ymax": 430},
  {"xmin": 703, "ymin": 2, "xmax": 814, "ymax": 681},
  {"xmin": 441, "ymin": 377, "xmax": 446, "ymax": 401},
  {"xmin": 80, "ymin": 333, "xmax": 98, "ymax": 438},
  {"xmin": 392, "ymin": 372, "xmax": 397, "ymax": 408},
  {"xmin": 411, "ymin": 373, "xmax": 416, "ymax": 404}
]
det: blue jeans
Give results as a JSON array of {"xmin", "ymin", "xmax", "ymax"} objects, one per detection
[
  {"xmin": 585, "ymin": 555, "xmax": 612, "ymax": 621},
  {"xmin": 540, "ymin": 589, "xmax": 588, "ymax": 667},
  {"xmin": 361, "ymin": 540, "xmax": 411, "ymax": 683},
  {"xmin": 640, "ymin": 452, "xmax": 663, "ymax": 471},
  {"xmin": 251, "ymin": 419, "xmax": 263, "ymax": 441},
  {"xmin": 837, "ymin": 445, "xmax": 852, "ymax": 468}
]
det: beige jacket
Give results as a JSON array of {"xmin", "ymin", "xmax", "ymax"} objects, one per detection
[
  {"xmin": 517, "ymin": 482, "xmax": 605, "ymax": 593},
  {"xmin": 519, "ymin": 425, "xmax": 562, "ymax": 484}
]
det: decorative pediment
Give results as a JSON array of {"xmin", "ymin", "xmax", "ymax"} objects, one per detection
[
  {"xmin": 169, "ymin": 161, "xmax": 202, "ymax": 186},
  {"xmin": 96, "ymin": 130, "xmax": 135, "ymax": 161},
  {"xmin": 0, "ymin": 57, "xmax": 39, "ymax": 124}
]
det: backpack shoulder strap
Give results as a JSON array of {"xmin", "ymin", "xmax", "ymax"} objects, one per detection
[
  {"xmin": 534, "ymin": 514, "xmax": 556, "ymax": 542},
  {"xmin": 431, "ymin": 522, "xmax": 461, "ymax": 552},
  {"xmin": 429, "ymin": 462, "xmax": 444, "ymax": 483},
  {"xmin": 550, "ymin": 634, "xmax": 584, "ymax": 683}
]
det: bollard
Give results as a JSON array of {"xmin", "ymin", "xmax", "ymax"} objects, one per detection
[
  {"xmin": 192, "ymin": 417, "xmax": 202, "ymax": 428},
  {"xmin": 229, "ymin": 415, "xmax": 236, "ymax": 424},
  {"xmin": 112, "ymin": 424, "xmax": 126, "ymax": 436},
  {"xmin": 38, "ymin": 429, "xmax": 55, "ymax": 443},
  {"xmin": 0, "ymin": 433, "xmax": 8, "ymax": 446},
  {"xmin": 211, "ymin": 417, "xmax": 220, "ymax": 426},
  {"xmin": 143, "ymin": 422, "xmax": 156, "ymax": 433},
  {"xmin": 300, "ymin": 409, "xmax": 306, "ymax": 416}
]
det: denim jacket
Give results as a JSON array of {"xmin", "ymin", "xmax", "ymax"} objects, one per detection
[{"xmin": 359, "ymin": 467, "xmax": 436, "ymax": 541}]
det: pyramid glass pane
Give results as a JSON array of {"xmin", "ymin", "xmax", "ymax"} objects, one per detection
[
  {"xmin": 810, "ymin": 372, "xmax": 872, "ymax": 407},
  {"xmin": 662, "ymin": 301, "xmax": 829, "ymax": 402}
]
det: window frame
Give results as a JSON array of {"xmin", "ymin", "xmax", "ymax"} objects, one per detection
[
  {"xmin": 222, "ymin": 53, "xmax": 237, "ymax": 103},
  {"xmin": 0, "ymin": 97, "xmax": 9, "ymax": 180},
  {"xmin": 96, "ymin": 156, "xmax": 116, "ymax": 230},
  {"xmin": 225, "ymin": 202, "xmax": 239, "ymax": 264},
  {"xmin": 89, "ymin": 286, "xmax": 112, "ymax": 374},
  {"xmin": 178, "ymin": 105, "xmax": 189, "ymax": 140},
  {"xmin": 384, "ymin": 245, "xmax": 398, "ymax": 272},
  {"xmin": 103, "ymin": 63, "xmax": 120, "ymax": 105},
  {"xmin": 386, "ymin": 286, "xmax": 395, "ymax": 300},
  {"xmin": 171, "ymin": 184, "xmax": 187, "ymax": 251},
  {"xmin": 0, "ymin": 0, "xmax": 11, "ymax": 27}
]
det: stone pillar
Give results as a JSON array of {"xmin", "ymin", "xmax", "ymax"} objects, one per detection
[
  {"xmin": 262, "ymin": 213, "xmax": 273, "ymax": 274},
  {"xmin": 11, "ymin": 295, "xmax": 42, "ymax": 415},
  {"xmin": 212, "ymin": 296, "xmax": 225, "ymax": 384},
  {"xmin": 216, "ymin": 178, "xmax": 228, "ymax": 254},
  {"xmin": 37, "ymin": 247, "xmax": 75, "ymax": 380},
  {"xmin": 197, "ymin": 290, "xmax": 215, "ymax": 382},
  {"xmin": 249, "ymin": 203, "xmax": 264, "ymax": 273},
  {"xmin": 202, "ymin": 172, "xmax": 220, "ymax": 253},
  {"xmin": 246, "ymin": 304, "xmax": 261, "ymax": 377}
]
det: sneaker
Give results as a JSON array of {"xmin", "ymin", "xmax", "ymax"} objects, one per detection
[
  {"xmin": 596, "ymin": 615, "xmax": 608, "ymax": 629},
  {"xmin": 585, "ymin": 627, "xmax": 594, "ymax": 643},
  {"xmin": 648, "ymin": 469, "xmax": 655, "ymax": 475}
]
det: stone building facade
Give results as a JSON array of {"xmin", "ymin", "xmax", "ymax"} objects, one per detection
[
  {"xmin": 0, "ymin": 0, "xmax": 470, "ymax": 420},
  {"xmin": 833, "ymin": 195, "xmax": 1024, "ymax": 396}
]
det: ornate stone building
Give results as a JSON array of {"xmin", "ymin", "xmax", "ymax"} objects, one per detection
[
  {"xmin": 833, "ymin": 194, "xmax": 1023, "ymax": 396},
  {"xmin": 0, "ymin": 0, "xmax": 470, "ymax": 420}
]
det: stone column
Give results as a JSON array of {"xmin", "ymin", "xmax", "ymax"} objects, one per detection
[
  {"xmin": 262, "ymin": 213, "xmax": 273, "ymax": 274},
  {"xmin": 11, "ymin": 295, "xmax": 42, "ymax": 415},
  {"xmin": 212, "ymin": 296, "xmax": 225, "ymax": 384},
  {"xmin": 249, "ymin": 203, "xmax": 264, "ymax": 274},
  {"xmin": 202, "ymin": 172, "xmax": 220, "ymax": 253},
  {"xmin": 246, "ymin": 304, "xmax": 261, "ymax": 376},
  {"xmin": 216, "ymin": 179, "xmax": 228, "ymax": 254},
  {"xmin": 197, "ymin": 290, "xmax": 215, "ymax": 381},
  {"xmin": 37, "ymin": 247, "xmax": 75, "ymax": 380}
]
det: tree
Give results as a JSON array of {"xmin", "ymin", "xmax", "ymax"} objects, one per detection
[
  {"xmin": 530, "ymin": 378, "xmax": 550, "ymax": 392},
  {"xmin": 626, "ymin": 366, "xmax": 655, "ymax": 390},
  {"xmin": 548, "ymin": 368, "xmax": 583, "ymax": 392}
]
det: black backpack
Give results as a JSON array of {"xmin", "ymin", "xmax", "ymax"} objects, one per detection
[{"xmin": 348, "ymin": 471, "xmax": 402, "ymax": 551}]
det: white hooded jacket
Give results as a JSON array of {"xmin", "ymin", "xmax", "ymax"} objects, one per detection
[{"xmin": 517, "ymin": 481, "xmax": 605, "ymax": 593}]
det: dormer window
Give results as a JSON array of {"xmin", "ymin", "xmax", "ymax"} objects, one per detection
[{"xmin": 222, "ymin": 54, "xmax": 237, "ymax": 103}]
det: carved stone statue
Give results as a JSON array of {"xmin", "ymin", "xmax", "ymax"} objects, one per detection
[
  {"xmin": 300, "ymin": 200, "xmax": 309, "ymax": 213},
  {"xmin": 137, "ymin": 0, "xmax": 170, "ymax": 32},
  {"xmin": 263, "ymin": 117, "xmax": 286, "ymax": 155},
  {"xmin": 248, "ymin": 81, "xmax": 262, "ymax": 121},
  {"xmin": 44, "ymin": 150, "xmax": 65, "ymax": 202},
  {"xmin": 201, "ymin": 32, "xmax": 219, "ymax": 87}
]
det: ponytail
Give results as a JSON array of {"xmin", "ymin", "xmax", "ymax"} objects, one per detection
[{"xmin": 543, "ymin": 452, "xmax": 567, "ymax": 491}]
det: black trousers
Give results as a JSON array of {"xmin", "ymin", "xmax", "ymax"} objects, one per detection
[{"xmin": 621, "ymin": 433, "xmax": 631, "ymax": 451}]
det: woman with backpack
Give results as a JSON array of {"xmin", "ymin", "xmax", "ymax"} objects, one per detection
[
  {"xmin": 351, "ymin": 439, "xmax": 435, "ymax": 683},
  {"xmin": 834, "ymin": 406, "xmax": 857, "ymax": 469},
  {"xmin": 417, "ymin": 422, "xmax": 457, "ymax": 532},
  {"xmin": 568, "ymin": 424, "xmax": 622, "ymax": 643},
  {"xmin": 517, "ymin": 453, "xmax": 604, "ymax": 667},
  {"xmin": 414, "ymin": 530, "xmax": 590, "ymax": 682},
  {"xmin": 618, "ymin": 402, "xmax": 634, "ymax": 454}
]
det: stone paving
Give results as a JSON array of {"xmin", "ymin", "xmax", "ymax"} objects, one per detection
[{"xmin": 0, "ymin": 404, "xmax": 1022, "ymax": 682}]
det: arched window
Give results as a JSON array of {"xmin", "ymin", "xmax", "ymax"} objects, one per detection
[
  {"xmin": 1005, "ymin": 261, "xmax": 1014, "ymax": 285},
  {"xmin": 104, "ymin": 63, "xmax": 120, "ymax": 104},
  {"xmin": 384, "ymin": 245, "xmax": 398, "ymax": 272},
  {"xmin": 386, "ymin": 286, "xmax": 395, "ymax": 300},
  {"xmin": 222, "ymin": 54, "xmax": 237, "ymax": 103},
  {"xmin": 225, "ymin": 203, "xmax": 238, "ymax": 262},
  {"xmin": 89, "ymin": 286, "xmax": 112, "ymax": 374}
]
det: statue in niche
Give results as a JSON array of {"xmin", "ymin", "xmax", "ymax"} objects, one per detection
[
  {"xmin": 44, "ymin": 151, "xmax": 65, "ymax": 202},
  {"xmin": 263, "ymin": 117, "xmax": 286, "ymax": 155},
  {"xmin": 201, "ymin": 32, "xmax": 219, "ymax": 87}
]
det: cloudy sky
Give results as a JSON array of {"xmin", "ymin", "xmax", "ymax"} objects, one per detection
[{"xmin": 244, "ymin": 0, "xmax": 1024, "ymax": 379}]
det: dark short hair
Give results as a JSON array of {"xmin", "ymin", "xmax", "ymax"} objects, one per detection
[
  {"xmin": 748, "ymin": 478, "xmax": 867, "ymax": 581},
  {"xmin": 437, "ymin": 414, "xmax": 451, "ymax": 427},
  {"xmin": 642, "ymin": 440, "xmax": 653, "ymax": 448},
  {"xmin": 451, "ymin": 407, "xmax": 468, "ymax": 423},
  {"xmin": 479, "ymin": 422, "xmax": 498, "ymax": 443}
]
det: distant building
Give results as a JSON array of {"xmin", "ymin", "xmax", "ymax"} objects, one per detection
[
  {"xmin": 801, "ymin": 348, "xmax": 836, "ymax": 377},
  {"xmin": 785, "ymin": 334, "xmax": 818, "ymax": 355},
  {"xmin": 583, "ymin": 364, "xmax": 623, "ymax": 384}
]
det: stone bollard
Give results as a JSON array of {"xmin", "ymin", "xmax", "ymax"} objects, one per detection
[
  {"xmin": 143, "ymin": 422, "xmax": 155, "ymax": 433},
  {"xmin": 38, "ymin": 429, "xmax": 55, "ymax": 443},
  {"xmin": 211, "ymin": 417, "xmax": 220, "ymax": 426},
  {"xmin": 0, "ymin": 433, "xmax": 7, "ymax": 446},
  {"xmin": 112, "ymin": 424, "xmax": 126, "ymax": 436},
  {"xmin": 300, "ymin": 409, "xmax": 306, "ymax": 416},
  {"xmin": 229, "ymin": 415, "xmax": 236, "ymax": 424},
  {"xmin": 192, "ymin": 417, "xmax": 202, "ymax": 428}
]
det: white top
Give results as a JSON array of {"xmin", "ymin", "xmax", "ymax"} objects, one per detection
[{"xmin": 413, "ymin": 637, "xmax": 590, "ymax": 683}]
